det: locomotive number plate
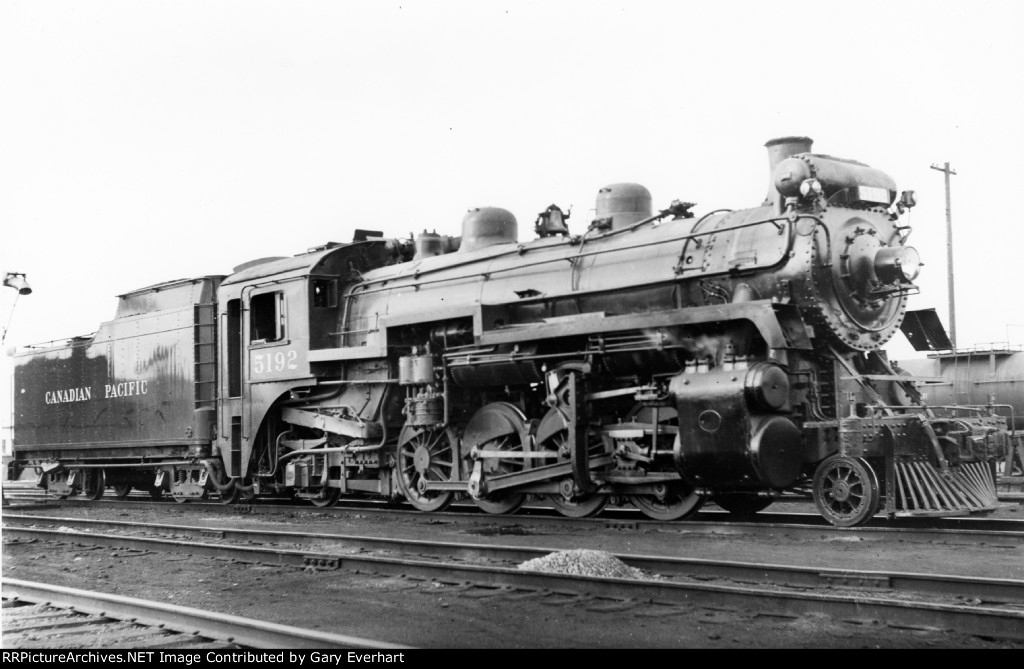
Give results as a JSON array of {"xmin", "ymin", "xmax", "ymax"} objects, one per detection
[{"xmin": 250, "ymin": 347, "xmax": 305, "ymax": 380}]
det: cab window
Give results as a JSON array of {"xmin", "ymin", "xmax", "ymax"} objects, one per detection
[
  {"xmin": 250, "ymin": 291, "xmax": 285, "ymax": 343},
  {"xmin": 312, "ymin": 279, "xmax": 337, "ymax": 308}
]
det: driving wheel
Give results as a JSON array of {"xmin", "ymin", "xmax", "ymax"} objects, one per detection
[
  {"xmin": 629, "ymin": 482, "xmax": 704, "ymax": 521},
  {"xmin": 463, "ymin": 403, "xmax": 530, "ymax": 515},
  {"xmin": 534, "ymin": 410, "xmax": 609, "ymax": 518}
]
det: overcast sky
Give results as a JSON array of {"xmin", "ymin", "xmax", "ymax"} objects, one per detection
[{"xmin": 2, "ymin": 1, "xmax": 1023, "ymax": 427}]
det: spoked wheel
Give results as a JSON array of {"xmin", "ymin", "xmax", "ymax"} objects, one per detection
[
  {"xmin": 112, "ymin": 483, "xmax": 132, "ymax": 499},
  {"xmin": 82, "ymin": 469, "xmax": 105, "ymax": 501},
  {"xmin": 309, "ymin": 488, "xmax": 341, "ymax": 508},
  {"xmin": 621, "ymin": 405, "xmax": 703, "ymax": 521},
  {"xmin": 534, "ymin": 410, "xmax": 609, "ymax": 518},
  {"xmin": 629, "ymin": 482, "xmax": 704, "ymax": 521},
  {"xmin": 475, "ymin": 492, "xmax": 525, "ymax": 514},
  {"xmin": 714, "ymin": 493, "xmax": 773, "ymax": 515},
  {"xmin": 396, "ymin": 427, "xmax": 457, "ymax": 512},
  {"xmin": 463, "ymin": 402, "xmax": 531, "ymax": 515},
  {"xmin": 812, "ymin": 455, "xmax": 880, "ymax": 528}
]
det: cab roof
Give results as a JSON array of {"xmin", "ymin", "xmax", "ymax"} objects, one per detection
[{"xmin": 220, "ymin": 244, "xmax": 347, "ymax": 287}]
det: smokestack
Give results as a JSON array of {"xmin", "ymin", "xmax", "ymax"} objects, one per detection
[{"xmin": 764, "ymin": 136, "xmax": 813, "ymax": 207}]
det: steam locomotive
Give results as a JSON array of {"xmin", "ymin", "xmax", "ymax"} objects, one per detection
[{"xmin": 11, "ymin": 136, "xmax": 1009, "ymax": 527}]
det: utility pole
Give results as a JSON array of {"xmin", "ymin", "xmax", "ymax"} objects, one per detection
[{"xmin": 930, "ymin": 162, "xmax": 957, "ymax": 350}]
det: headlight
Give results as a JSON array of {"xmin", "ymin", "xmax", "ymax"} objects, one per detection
[
  {"xmin": 799, "ymin": 178, "xmax": 822, "ymax": 198},
  {"xmin": 874, "ymin": 246, "xmax": 921, "ymax": 284}
]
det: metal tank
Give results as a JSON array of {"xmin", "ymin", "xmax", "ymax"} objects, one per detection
[
  {"xmin": 594, "ymin": 183, "xmax": 652, "ymax": 230},
  {"xmin": 459, "ymin": 207, "xmax": 518, "ymax": 252},
  {"xmin": 898, "ymin": 348, "xmax": 1024, "ymax": 429},
  {"xmin": 12, "ymin": 277, "xmax": 222, "ymax": 455}
]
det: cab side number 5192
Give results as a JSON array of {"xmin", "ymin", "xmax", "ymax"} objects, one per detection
[{"xmin": 253, "ymin": 349, "xmax": 298, "ymax": 375}]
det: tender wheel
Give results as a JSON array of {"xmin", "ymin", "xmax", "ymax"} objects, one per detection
[
  {"xmin": 463, "ymin": 402, "xmax": 530, "ymax": 515},
  {"xmin": 45, "ymin": 472, "xmax": 71, "ymax": 499},
  {"xmin": 309, "ymin": 488, "xmax": 340, "ymax": 508},
  {"xmin": 82, "ymin": 469, "xmax": 105, "ymax": 501},
  {"xmin": 172, "ymin": 489, "xmax": 208, "ymax": 504},
  {"xmin": 714, "ymin": 493, "xmax": 773, "ymax": 515},
  {"xmin": 112, "ymin": 483, "xmax": 132, "ymax": 499},
  {"xmin": 629, "ymin": 482, "xmax": 704, "ymax": 521},
  {"xmin": 812, "ymin": 455, "xmax": 880, "ymax": 528},
  {"xmin": 396, "ymin": 427, "xmax": 456, "ymax": 512}
]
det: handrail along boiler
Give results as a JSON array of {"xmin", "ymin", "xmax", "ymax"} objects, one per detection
[{"xmin": 11, "ymin": 137, "xmax": 1008, "ymax": 526}]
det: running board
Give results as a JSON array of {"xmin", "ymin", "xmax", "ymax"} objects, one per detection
[{"xmin": 892, "ymin": 459, "xmax": 999, "ymax": 517}]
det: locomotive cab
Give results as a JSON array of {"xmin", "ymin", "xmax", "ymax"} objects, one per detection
[{"xmin": 210, "ymin": 239, "xmax": 402, "ymax": 503}]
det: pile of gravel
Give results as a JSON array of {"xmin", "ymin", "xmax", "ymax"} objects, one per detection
[{"xmin": 517, "ymin": 549, "xmax": 659, "ymax": 580}]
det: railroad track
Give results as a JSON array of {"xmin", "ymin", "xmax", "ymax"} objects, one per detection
[
  {"xmin": 5, "ymin": 493, "xmax": 1022, "ymax": 546},
  {"xmin": 7, "ymin": 477, "xmax": 1022, "ymax": 521},
  {"xmin": 5, "ymin": 514, "xmax": 1023, "ymax": 642},
  {"xmin": 7, "ymin": 479, "xmax": 1023, "ymax": 511},
  {"xmin": 2, "ymin": 578, "xmax": 413, "ymax": 650},
  {"xmin": 9, "ymin": 481, "xmax": 1023, "ymax": 516}
]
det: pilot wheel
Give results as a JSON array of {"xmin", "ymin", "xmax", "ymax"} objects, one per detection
[{"xmin": 812, "ymin": 455, "xmax": 881, "ymax": 527}]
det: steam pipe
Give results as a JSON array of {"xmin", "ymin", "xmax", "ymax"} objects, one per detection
[{"xmin": 201, "ymin": 459, "xmax": 236, "ymax": 492}]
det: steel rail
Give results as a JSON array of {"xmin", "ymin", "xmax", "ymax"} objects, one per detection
[
  {"xmin": 1, "ymin": 578, "xmax": 413, "ymax": 650},
  {"xmin": 7, "ymin": 514, "xmax": 1022, "ymax": 602},
  {"xmin": 4, "ymin": 521, "xmax": 1023, "ymax": 641},
  {"xmin": 5, "ymin": 491, "xmax": 1022, "ymax": 543}
]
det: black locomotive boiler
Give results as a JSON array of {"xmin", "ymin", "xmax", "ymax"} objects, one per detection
[{"xmin": 11, "ymin": 137, "xmax": 1009, "ymax": 527}]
